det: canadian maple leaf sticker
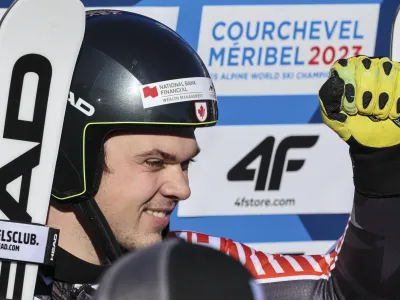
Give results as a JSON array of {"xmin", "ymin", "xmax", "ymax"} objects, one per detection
[
  {"xmin": 198, "ymin": 105, "xmax": 205, "ymax": 118},
  {"xmin": 195, "ymin": 102, "xmax": 207, "ymax": 122}
]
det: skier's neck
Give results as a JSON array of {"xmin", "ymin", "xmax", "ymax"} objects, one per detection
[{"xmin": 47, "ymin": 205, "xmax": 103, "ymax": 265}]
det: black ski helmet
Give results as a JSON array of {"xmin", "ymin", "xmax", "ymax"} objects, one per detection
[
  {"xmin": 49, "ymin": 9, "xmax": 218, "ymax": 262},
  {"xmin": 52, "ymin": 10, "xmax": 218, "ymax": 200}
]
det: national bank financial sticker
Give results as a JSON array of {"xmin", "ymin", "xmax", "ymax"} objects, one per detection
[{"xmin": 139, "ymin": 77, "xmax": 217, "ymax": 109}]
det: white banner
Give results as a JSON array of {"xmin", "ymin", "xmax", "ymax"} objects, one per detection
[
  {"xmin": 179, "ymin": 123, "xmax": 354, "ymax": 217},
  {"xmin": 197, "ymin": 4, "xmax": 380, "ymax": 96}
]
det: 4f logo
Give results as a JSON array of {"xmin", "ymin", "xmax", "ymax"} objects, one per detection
[{"xmin": 228, "ymin": 135, "xmax": 319, "ymax": 191}]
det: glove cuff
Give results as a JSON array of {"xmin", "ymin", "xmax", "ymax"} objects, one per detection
[{"xmin": 349, "ymin": 138, "xmax": 400, "ymax": 197}]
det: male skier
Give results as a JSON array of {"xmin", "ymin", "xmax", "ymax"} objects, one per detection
[{"xmin": 33, "ymin": 10, "xmax": 400, "ymax": 300}]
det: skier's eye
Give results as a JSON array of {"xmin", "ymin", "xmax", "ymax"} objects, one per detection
[{"xmin": 145, "ymin": 159, "xmax": 164, "ymax": 169}]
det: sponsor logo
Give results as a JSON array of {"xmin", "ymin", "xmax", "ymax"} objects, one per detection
[
  {"xmin": 139, "ymin": 77, "xmax": 217, "ymax": 109},
  {"xmin": 0, "ymin": 229, "xmax": 40, "ymax": 253},
  {"xmin": 228, "ymin": 135, "xmax": 319, "ymax": 209},
  {"xmin": 195, "ymin": 102, "xmax": 208, "ymax": 122},
  {"xmin": 142, "ymin": 86, "xmax": 159, "ymax": 98},
  {"xmin": 228, "ymin": 135, "xmax": 319, "ymax": 191},
  {"xmin": 197, "ymin": 4, "xmax": 379, "ymax": 95},
  {"xmin": 50, "ymin": 233, "xmax": 58, "ymax": 261},
  {"xmin": 0, "ymin": 244, "xmax": 19, "ymax": 251},
  {"xmin": 68, "ymin": 91, "xmax": 95, "ymax": 116},
  {"xmin": 0, "ymin": 230, "xmax": 38, "ymax": 246},
  {"xmin": 0, "ymin": 220, "xmax": 58, "ymax": 263},
  {"xmin": 209, "ymin": 83, "xmax": 217, "ymax": 99}
]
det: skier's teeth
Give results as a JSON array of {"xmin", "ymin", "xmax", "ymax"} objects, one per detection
[
  {"xmin": 145, "ymin": 209, "xmax": 166, "ymax": 218},
  {"xmin": 156, "ymin": 211, "xmax": 166, "ymax": 218}
]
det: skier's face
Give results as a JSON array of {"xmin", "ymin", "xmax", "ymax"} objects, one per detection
[{"xmin": 95, "ymin": 128, "xmax": 199, "ymax": 250}]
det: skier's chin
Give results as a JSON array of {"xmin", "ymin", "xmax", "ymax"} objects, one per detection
[
  {"xmin": 142, "ymin": 232, "xmax": 164, "ymax": 248},
  {"xmin": 119, "ymin": 231, "xmax": 164, "ymax": 251}
]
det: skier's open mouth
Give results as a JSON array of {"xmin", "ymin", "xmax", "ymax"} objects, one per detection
[
  {"xmin": 143, "ymin": 209, "xmax": 172, "ymax": 227},
  {"xmin": 144, "ymin": 209, "xmax": 171, "ymax": 218}
]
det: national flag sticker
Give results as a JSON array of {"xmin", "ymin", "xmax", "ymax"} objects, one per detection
[
  {"xmin": 195, "ymin": 102, "xmax": 208, "ymax": 122},
  {"xmin": 139, "ymin": 77, "xmax": 217, "ymax": 109}
]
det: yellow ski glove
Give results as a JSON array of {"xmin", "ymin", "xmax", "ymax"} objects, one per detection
[{"xmin": 319, "ymin": 56, "xmax": 400, "ymax": 148}]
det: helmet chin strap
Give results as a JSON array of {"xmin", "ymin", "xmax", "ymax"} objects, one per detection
[
  {"xmin": 72, "ymin": 141, "xmax": 123, "ymax": 264},
  {"xmin": 74, "ymin": 196, "xmax": 123, "ymax": 264}
]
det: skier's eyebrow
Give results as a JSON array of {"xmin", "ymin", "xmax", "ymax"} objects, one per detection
[
  {"xmin": 137, "ymin": 149, "xmax": 177, "ymax": 160},
  {"xmin": 137, "ymin": 147, "xmax": 200, "ymax": 161}
]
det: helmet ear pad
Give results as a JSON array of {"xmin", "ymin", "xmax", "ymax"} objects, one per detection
[{"xmin": 91, "ymin": 128, "xmax": 120, "ymax": 198}]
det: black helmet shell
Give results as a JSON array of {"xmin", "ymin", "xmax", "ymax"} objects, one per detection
[{"xmin": 51, "ymin": 10, "xmax": 218, "ymax": 201}]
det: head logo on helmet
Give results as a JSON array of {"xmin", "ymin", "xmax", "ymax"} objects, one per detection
[{"xmin": 67, "ymin": 91, "xmax": 95, "ymax": 117}]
